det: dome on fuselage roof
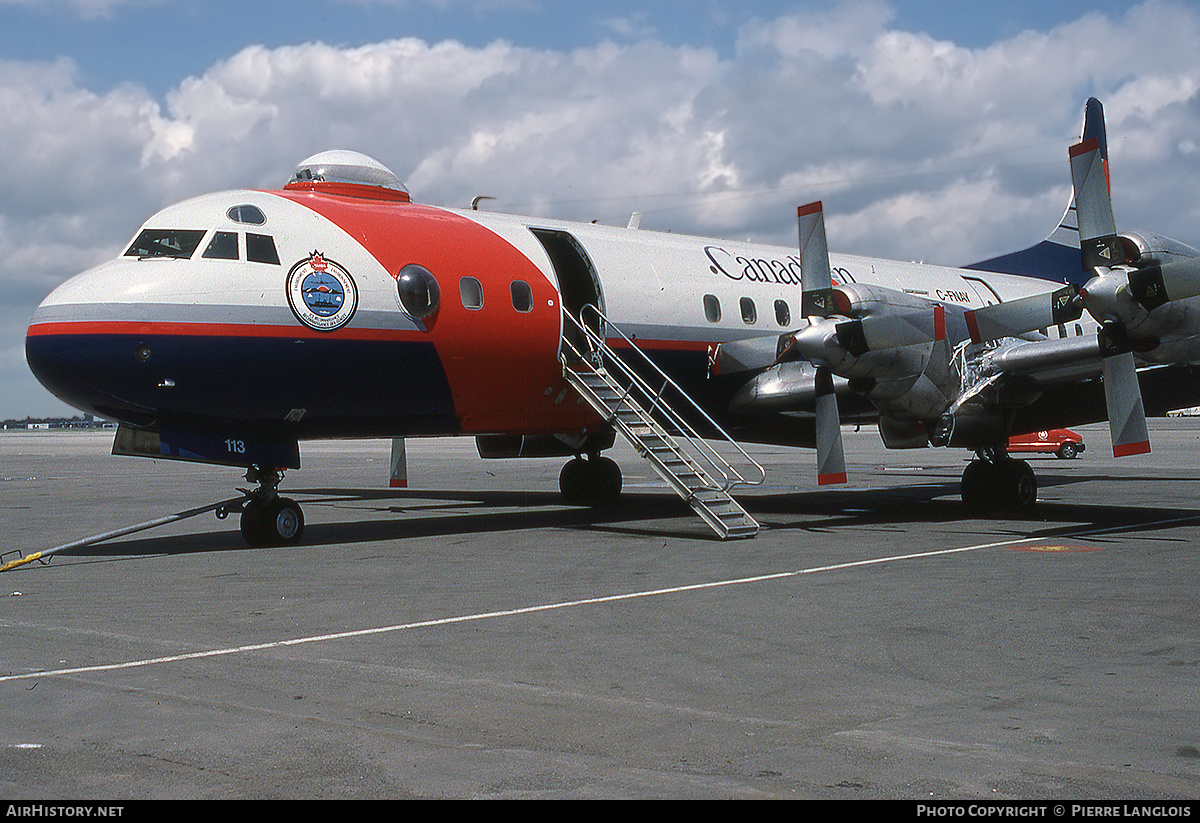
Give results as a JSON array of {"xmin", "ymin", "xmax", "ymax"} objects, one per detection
[{"xmin": 288, "ymin": 150, "xmax": 408, "ymax": 193}]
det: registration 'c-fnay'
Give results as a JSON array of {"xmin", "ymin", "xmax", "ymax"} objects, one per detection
[{"xmin": 24, "ymin": 98, "xmax": 1200, "ymax": 547}]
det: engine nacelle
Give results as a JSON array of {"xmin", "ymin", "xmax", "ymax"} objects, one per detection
[
  {"xmin": 1118, "ymin": 231, "xmax": 1200, "ymax": 267},
  {"xmin": 832, "ymin": 282, "xmax": 936, "ymax": 317}
]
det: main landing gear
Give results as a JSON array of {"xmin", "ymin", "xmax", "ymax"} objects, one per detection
[
  {"xmin": 960, "ymin": 450, "xmax": 1037, "ymax": 514},
  {"xmin": 559, "ymin": 454, "xmax": 622, "ymax": 507},
  {"xmin": 235, "ymin": 465, "xmax": 305, "ymax": 546}
]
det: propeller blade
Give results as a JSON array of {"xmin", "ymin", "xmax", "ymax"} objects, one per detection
[
  {"xmin": 1127, "ymin": 257, "xmax": 1200, "ymax": 311},
  {"xmin": 1069, "ymin": 138, "xmax": 1126, "ymax": 272},
  {"xmin": 964, "ymin": 287, "xmax": 1081, "ymax": 343},
  {"xmin": 814, "ymin": 366, "xmax": 847, "ymax": 485},
  {"xmin": 1098, "ymin": 322, "xmax": 1151, "ymax": 457},
  {"xmin": 798, "ymin": 201, "xmax": 836, "ymax": 317},
  {"xmin": 837, "ymin": 305, "xmax": 946, "ymax": 356},
  {"xmin": 1071, "ymin": 135, "xmax": 1151, "ymax": 456}
]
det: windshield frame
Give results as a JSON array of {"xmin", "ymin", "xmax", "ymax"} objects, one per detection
[{"xmin": 124, "ymin": 229, "xmax": 207, "ymax": 260}]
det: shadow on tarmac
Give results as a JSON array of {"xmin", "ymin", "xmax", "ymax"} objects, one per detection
[{"xmin": 47, "ymin": 470, "xmax": 1200, "ymax": 564}]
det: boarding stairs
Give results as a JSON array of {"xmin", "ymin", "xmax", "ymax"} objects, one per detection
[{"xmin": 560, "ymin": 307, "xmax": 764, "ymax": 539}]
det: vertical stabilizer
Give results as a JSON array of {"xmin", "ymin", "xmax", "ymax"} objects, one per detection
[{"xmin": 965, "ymin": 98, "xmax": 1108, "ymax": 286}]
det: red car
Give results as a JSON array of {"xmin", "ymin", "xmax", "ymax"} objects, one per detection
[{"xmin": 1007, "ymin": 429, "xmax": 1086, "ymax": 459}]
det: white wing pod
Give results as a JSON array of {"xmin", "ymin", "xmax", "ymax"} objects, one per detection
[{"xmin": 728, "ymin": 361, "xmax": 851, "ymax": 414}]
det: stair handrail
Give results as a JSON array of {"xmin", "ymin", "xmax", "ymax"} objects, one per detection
[{"xmin": 561, "ymin": 306, "xmax": 765, "ymax": 492}]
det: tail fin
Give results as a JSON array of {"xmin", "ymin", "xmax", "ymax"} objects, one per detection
[{"xmin": 965, "ymin": 98, "xmax": 1107, "ymax": 286}]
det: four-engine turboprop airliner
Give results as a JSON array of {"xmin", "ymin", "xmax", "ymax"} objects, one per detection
[{"xmin": 23, "ymin": 98, "xmax": 1200, "ymax": 547}]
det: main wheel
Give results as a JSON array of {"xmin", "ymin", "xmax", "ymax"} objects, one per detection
[
  {"xmin": 1002, "ymin": 460, "xmax": 1037, "ymax": 511},
  {"xmin": 962, "ymin": 459, "xmax": 1037, "ymax": 514},
  {"xmin": 559, "ymin": 456, "xmax": 622, "ymax": 507},
  {"xmin": 559, "ymin": 458, "xmax": 591, "ymax": 506},
  {"xmin": 590, "ymin": 456, "xmax": 622, "ymax": 508},
  {"xmin": 960, "ymin": 460, "xmax": 993, "ymax": 513}
]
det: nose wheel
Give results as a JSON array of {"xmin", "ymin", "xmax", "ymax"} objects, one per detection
[{"xmin": 238, "ymin": 465, "xmax": 305, "ymax": 546}]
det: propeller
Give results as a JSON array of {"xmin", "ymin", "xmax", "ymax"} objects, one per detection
[
  {"xmin": 1069, "ymin": 137, "xmax": 1151, "ymax": 457},
  {"xmin": 964, "ymin": 286, "xmax": 1081, "ymax": 344},
  {"xmin": 797, "ymin": 201, "xmax": 848, "ymax": 485},
  {"xmin": 1097, "ymin": 321, "xmax": 1151, "ymax": 456},
  {"xmin": 836, "ymin": 304, "xmax": 946, "ymax": 356},
  {"xmin": 814, "ymin": 365, "xmax": 847, "ymax": 484}
]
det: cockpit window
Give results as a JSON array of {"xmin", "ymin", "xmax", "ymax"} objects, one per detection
[
  {"xmin": 125, "ymin": 229, "xmax": 206, "ymax": 259},
  {"xmin": 246, "ymin": 233, "xmax": 280, "ymax": 265},
  {"xmin": 202, "ymin": 231, "xmax": 239, "ymax": 260},
  {"xmin": 227, "ymin": 204, "xmax": 266, "ymax": 225}
]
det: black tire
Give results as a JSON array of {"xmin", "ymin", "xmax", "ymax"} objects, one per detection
[
  {"xmin": 559, "ymin": 458, "xmax": 591, "ymax": 506},
  {"xmin": 962, "ymin": 459, "xmax": 1037, "ymax": 514},
  {"xmin": 266, "ymin": 497, "xmax": 305, "ymax": 544},
  {"xmin": 559, "ymin": 457, "xmax": 622, "ymax": 507},
  {"xmin": 240, "ymin": 500, "xmax": 268, "ymax": 545},
  {"xmin": 1057, "ymin": 442, "xmax": 1077, "ymax": 459},
  {"xmin": 1004, "ymin": 460, "xmax": 1038, "ymax": 511},
  {"xmin": 590, "ymin": 456, "xmax": 622, "ymax": 508},
  {"xmin": 240, "ymin": 497, "xmax": 304, "ymax": 546},
  {"xmin": 961, "ymin": 460, "xmax": 993, "ymax": 513}
]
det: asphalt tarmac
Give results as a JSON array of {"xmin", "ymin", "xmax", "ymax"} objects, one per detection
[{"xmin": 1, "ymin": 421, "xmax": 1199, "ymax": 799}]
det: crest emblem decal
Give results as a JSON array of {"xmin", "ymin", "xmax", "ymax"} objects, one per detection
[{"xmin": 287, "ymin": 252, "xmax": 358, "ymax": 332}]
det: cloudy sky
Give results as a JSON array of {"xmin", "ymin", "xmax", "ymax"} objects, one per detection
[{"xmin": 3, "ymin": 0, "xmax": 1199, "ymax": 418}]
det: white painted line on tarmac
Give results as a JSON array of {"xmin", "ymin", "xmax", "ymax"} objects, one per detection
[{"xmin": 3, "ymin": 514, "xmax": 1197, "ymax": 684}]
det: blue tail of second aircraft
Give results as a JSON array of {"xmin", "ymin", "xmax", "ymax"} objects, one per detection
[{"xmin": 964, "ymin": 98, "xmax": 1109, "ymax": 286}]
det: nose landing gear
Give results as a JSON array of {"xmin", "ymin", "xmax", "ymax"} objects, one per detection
[{"xmin": 238, "ymin": 465, "xmax": 305, "ymax": 546}]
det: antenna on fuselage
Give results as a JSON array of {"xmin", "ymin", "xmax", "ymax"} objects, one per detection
[{"xmin": 471, "ymin": 196, "xmax": 496, "ymax": 210}]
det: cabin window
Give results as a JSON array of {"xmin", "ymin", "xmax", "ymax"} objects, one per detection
[
  {"xmin": 740, "ymin": 297, "xmax": 757, "ymax": 325},
  {"xmin": 511, "ymin": 280, "xmax": 533, "ymax": 313},
  {"xmin": 460, "ymin": 277, "xmax": 484, "ymax": 310},
  {"xmin": 246, "ymin": 233, "xmax": 280, "ymax": 265},
  {"xmin": 703, "ymin": 294, "xmax": 721, "ymax": 323},
  {"xmin": 202, "ymin": 231, "xmax": 239, "ymax": 260},
  {"xmin": 774, "ymin": 299, "xmax": 791, "ymax": 327}
]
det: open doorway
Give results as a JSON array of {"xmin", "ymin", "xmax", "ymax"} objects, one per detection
[{"xmin": 530, "ymin": 228, "xmax": 605, "ymax": 356}]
